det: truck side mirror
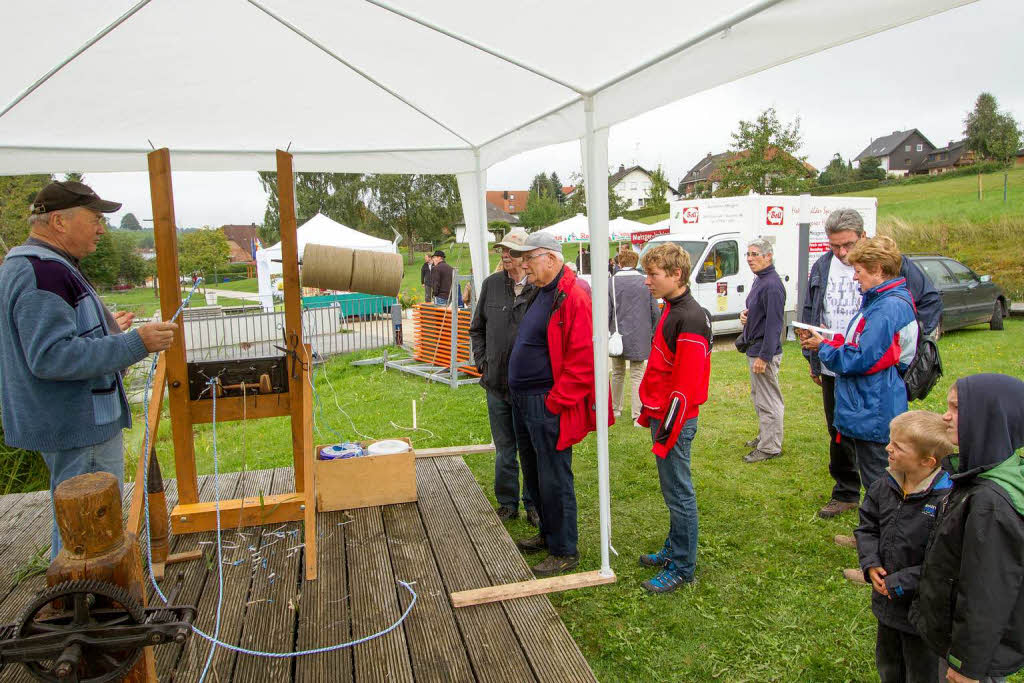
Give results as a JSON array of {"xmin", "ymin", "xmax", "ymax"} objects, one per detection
[
  {"xmin": 979, "ymin": 274, "xmax": 991, "ymax": 283},
  {"xmin": 696, "ymin": 263, "xmax": 717, "ymax": 283}
]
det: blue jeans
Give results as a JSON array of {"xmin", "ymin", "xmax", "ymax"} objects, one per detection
[
  {"xmin": 433, "ymin": 296, "xmax": 449, "ymax": 306},
  {"xmin": 40, "ymin": 433, "xmax": 125, "ymax": 559},
  {"xmin": 486, "ymin": 390, "xmax": 534, "ymax": 512},
  {"xmin": 649, "ymin": 417, "xmax": 699, "ymax": 579},
  {"xmin": 511, "ymin": 391, "xmax": 578, "ymax": 556}
]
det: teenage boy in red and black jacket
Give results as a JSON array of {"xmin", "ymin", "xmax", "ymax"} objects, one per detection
[{"xmin": 635, "ymin": 243, "xmax": 712, "ymax": 593}]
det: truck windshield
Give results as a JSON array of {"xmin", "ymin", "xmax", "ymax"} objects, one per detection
[{"xmin": 637, "ymin": 240, "xmax": 707, "ymax": 274}]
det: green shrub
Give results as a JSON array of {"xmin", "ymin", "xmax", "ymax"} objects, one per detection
[{"xmin": 0, "ymin": 413, "xmax": 48, "ymax": 494}]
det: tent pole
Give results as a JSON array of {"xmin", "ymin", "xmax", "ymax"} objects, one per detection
[
  {"xmin": 474, "ymin": 151, "xmax": 490, "ymax": 296},
  {"xmin": 582, "ymin": 96, "xmax": 614, "ymax": 578}
]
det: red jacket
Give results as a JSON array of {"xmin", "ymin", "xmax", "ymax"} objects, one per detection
[
  {"xmin": 543, "ymin": 266, "xmax": 614, "ymax": 450},
  {"xmin": 638, "ymin": 289, "xmax": 712, "ymax": 457}
]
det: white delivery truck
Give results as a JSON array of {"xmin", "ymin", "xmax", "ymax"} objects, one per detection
[{"xmin": 638, "ymin": 194, "xmax": 877, "ymax": 335}]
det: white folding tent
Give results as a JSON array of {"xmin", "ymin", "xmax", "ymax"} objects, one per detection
[
  {"xmin": 0, "ymin": 0, "xmax": 977, "ymax": 579},
  {"xmin": 254, "ymin": 212, "xmax": 395, "ymax": 310}
]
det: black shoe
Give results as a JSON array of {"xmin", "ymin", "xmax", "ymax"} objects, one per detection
[
  {"xmin": 525, "ymin": 508, "xmax": 540, "ymax": 528},
  {"xmin": 743, "ymin": 436, "xmax": 761, "ymax": 448},
  {"xmin": 532, "ymin": 553, "xmax": 580, "ymax": 576},
  {"xmin": 495, "ymin": 505, "xmax": 518, "ymax": 522},
  {"xmin": 818, "ymin": 498, "xmax": 859, "ymax": 519},
  {"xmin": 516, "ymin": 534, "xmax": 547, "ymax": 553}
]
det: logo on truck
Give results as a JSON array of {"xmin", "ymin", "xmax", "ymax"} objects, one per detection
[
  {"xmin": 681, "ymin": 207, "xmax": 699, "ymax": 224},
  {"xmin": 766, "ymin": 206, "xmax": 784, "ymax": 225}
]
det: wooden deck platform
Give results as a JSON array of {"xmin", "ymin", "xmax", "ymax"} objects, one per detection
[{"xmin": 0, "ymin": 456, "xmax": 596, "ymax": 683}]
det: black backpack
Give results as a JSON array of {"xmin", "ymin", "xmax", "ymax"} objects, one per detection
[{"xmin": 894, "ymin": 294, "xmax": 942, "ymax": 402}]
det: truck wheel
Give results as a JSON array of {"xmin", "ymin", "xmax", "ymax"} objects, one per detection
[{"xmin": 990, "ymin": 300, "xmax": 1004, "ymax": 330}]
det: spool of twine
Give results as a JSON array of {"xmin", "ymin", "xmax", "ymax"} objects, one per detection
[{"xmin": 302, "ymin": 243, "xmax": 402, "ymax": 297}]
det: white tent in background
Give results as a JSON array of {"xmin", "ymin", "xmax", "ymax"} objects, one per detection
[
  {"xmin": 0, "ymin": 0, "xmax": 979, "ymax": 581},
  {"xmin": 255, "ymin": 213, "xmax": 396, "ymax": 310},
  {"xmin": 538, "ymin": 214, "xmax": 650, "ymax": 243},
  {"xmin": 609, "ymin": 216, "xmax": 652, "ymax": 240}
]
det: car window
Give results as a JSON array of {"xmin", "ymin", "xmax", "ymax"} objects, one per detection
[
  {"xmin": 942, "ymin": 259, "xmax": 978, "ymax": 284},
  {"xmin": 915, "ymin": 259, "xmax": 957, "ymax": 288},
  {"xmin": 637, "ymin": 240, "xmax": 706, "ymax": 275},
  {"xmin": 704, "ymin": 241, "xmax": 739, "ymax": 279}
]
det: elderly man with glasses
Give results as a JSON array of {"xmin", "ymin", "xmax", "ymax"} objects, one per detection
[
  {"xmin": 469, "ymin": 228, "xmax": 539, "ymax": 527},
  {"xmin": 799, "ymin": 209, "xmax": 941, "ymax": 522},
  {"xmin": 506, "ymin": 232, "xmax": 606, "ymax": 576},
  {"xmin": 739, "ymin": 238, "xmax": 787, "ymax": 463}
]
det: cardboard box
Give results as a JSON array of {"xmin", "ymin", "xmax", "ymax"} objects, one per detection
[{"xmin": 315, "ymin": 438, "xmax": 416, "ymax": 512}]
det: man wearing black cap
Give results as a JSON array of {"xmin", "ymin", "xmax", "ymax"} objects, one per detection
[
  {"xmin": 429, "ymin": 250, "xmax": 454, "ymax": 305},
  {"xmin": 0, "ymin": 181, "xmax": 178, "ymax": 558}
]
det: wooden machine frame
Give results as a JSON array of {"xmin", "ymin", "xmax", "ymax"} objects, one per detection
[{"xmin": 148, "ymin": 148, "xmax": 318, "ymax": 582}]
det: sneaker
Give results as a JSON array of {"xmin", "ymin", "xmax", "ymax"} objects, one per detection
[
  {"xmin": 639, "ymin": 541, "xmax": 671, "ymax": 568},
  {"xmin": 525, "ymin": 508, "xmax": 540, "ymax": 528},
  {"xmin": 495, "ymin": 505, "xmax": 518, "ymax": 522},
  {"xmin": 516, "ymin": 534, "xmax": 547, "ymax": 553},
  {"xmin": 743, "ymin": 448, "xmax": 782, "ymax": 463},
  {"xmin": 642, "ymin": 563, "xmax": 693, "ymax": 593},
  {"xmin": 834, "ymin": 535, "xmax": 857, "ymax": 549},
  {"xmin": 532, "ymin": 553, "xmax": 579, "ymax": 577},
  {"xmin": 744, "ymin": 436, "xmax": 761, "ymax": 448},
  {"xmin": 633, "ymin": 419, "xmax": 644, "ymax": 428},
  {"xmin": 818, "ymin": 499, "xmax": 859, "ymax": 519},
  {"xmin": 842, "ymin": 568, "xmax": 868, "ymax": 585}
]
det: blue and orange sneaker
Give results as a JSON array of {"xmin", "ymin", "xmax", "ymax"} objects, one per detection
[
  {"xmin": 642, "ymin": 562, "xmax": 692, "ymax": 593},
  {"xmin": 638, "ymin": 540, "xmax": 671, "ymax": 568}
]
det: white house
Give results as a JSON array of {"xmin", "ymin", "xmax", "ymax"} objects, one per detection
[{"xmin": 608, "ymin": 165, "xmax": 678, "ymax": 210}]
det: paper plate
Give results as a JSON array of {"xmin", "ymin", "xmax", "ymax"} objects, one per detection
[{"xmin": 366, "ymin": 439, "xmax": 410, "ymax": 455}]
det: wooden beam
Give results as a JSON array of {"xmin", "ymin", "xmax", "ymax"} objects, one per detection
[
  {"xmin": 277, "ymin": 150, "xmax": 308, "ymax": 495},
  {"xmin": 127, "ymin": 354, "xmax": 167, "ymax": 538},
  {"xmin": 148, "ymin": 149, "xmax": 199, "ymax": 506},
  {"xmin": 415, "ymin": 444, "xmax": 495, "ymax": 459},
  {"xmin": 170, "ymin": 492, "xmax": 306, "ymax": 534},
  {"xmin": 301, "ymin": 364, "xmax": 317, "ymax": 581},
  {"xmin": 189, "ymin": 392, "xmax": 291, "ymax": 424},
  {"xmin": 450, "ymin": 570, "xmax": 616, "ymax": 608}
]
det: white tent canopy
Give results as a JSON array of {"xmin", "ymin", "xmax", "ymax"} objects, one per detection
[
  {"xmin": 538, "ymin": 214, "xmax": 648, "ymax": 243},
  {"xmin": 0, "ymin": 0, "xmax": 975, "ymax": 578},
  {"xmin": 254, "ymin": 212, "xmax": 396, "ymax": 310}
]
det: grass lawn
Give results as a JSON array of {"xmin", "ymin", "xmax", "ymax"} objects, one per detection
[
  {"xmin": 209, "ymin": 277, "xmax": 259, "ymax": 293},
  {"xmin": 101, "ymin": 287, "xmax": 255, "ymax": 317},
  {"xmin": 127, "ymin": 318, "xmax": 1024, "ymax": 681}
]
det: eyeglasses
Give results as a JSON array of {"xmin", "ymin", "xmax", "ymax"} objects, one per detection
[
  {"xmin": 745, "ymin": 252, "xmax": 764, "ymax": 258},
  {"xmin": 521, "ymin": 252, "xmax": 549, "ymax": 263},
  {"xmin": 829, "ymin": 240, "xmax": 859, "ymax": 252}
]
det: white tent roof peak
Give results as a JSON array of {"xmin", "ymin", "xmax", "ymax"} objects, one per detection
[{"xmin": 0, "ymin": 0, "xmax": 976, "ymax": 175}]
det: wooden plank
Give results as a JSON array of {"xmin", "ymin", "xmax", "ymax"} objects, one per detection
[
  {"xmin": 0, "ymin": 492, "xmax": 54, "ymax": 616},
  {"xmin": 127, "ymin": 353, "xmax": 167, "ymax": 538},
  {"xmin": 414, "ymin": 458, "xmax": 536, "ymax": 682},
  {"xmin": 436, "ymin": 457, "xmax": 597, "ymax": 683},
  {"xmin": 381, "ymin": 503, "xmax": 474, "ymax": 682},
  {"xmin": 301, "ymin": 372, "xmax": 318, "ymax": 581},
  {"xmin": 232, "ymin": 468, "xmax": 303, "ymax": 682},
  {"xmin": 294, "ymin": 509, "xmax": 354, "ymax": 683},
  {"xmin": 346, "ymin": 506, "xmax": 414, "ymax": 683},
  {"xmin": 149, "ymin": 148, "xmax": 199, "ymax": 506},
  {"xmin": 189, "ymin": 392, "xmax": 291, "ymax": 424},
  {"xmin": 170, "ymin": 491, "xmax": 305, "ymax": 534},
  {"xmin": 451, "ymin": 570, "xmax": 616, "ymax": 608},
  {"xmin": 415, "ymin": 443, "xmax": 495, "ymax": 459},
  {"xmin": 173, "ymin": 468, "xmax": 276, "ymax": 682},
  {"xmin": 277, "ymin": 150, "xmax": 308, "ymax": 497},
  {"xmin": 316, "ymin": 447, "xmax": 415, "ymax": 512}
]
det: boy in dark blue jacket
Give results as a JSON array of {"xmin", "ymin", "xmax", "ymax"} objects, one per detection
[{"xmin": 855, "ymin": 410, "xmax": 954, "ymax": 683}]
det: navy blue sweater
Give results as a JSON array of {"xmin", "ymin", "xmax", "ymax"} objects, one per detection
[
  {"xmin": 508, "ymin": 271, "xmax": 563, "ymax": 394},
  {"xmin": 744, "ymin": 264, "xmax": 786, "ymax": 361}
]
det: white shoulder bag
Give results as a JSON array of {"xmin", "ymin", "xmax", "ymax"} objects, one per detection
[{"xmin": 608, "ymin": 274, "xmax": 624, "ymax": 357}]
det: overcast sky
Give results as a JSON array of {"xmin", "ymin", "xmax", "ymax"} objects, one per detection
[{"xmin": 83, "ymin": 0, "xmax": 1022, "ymax": 229}]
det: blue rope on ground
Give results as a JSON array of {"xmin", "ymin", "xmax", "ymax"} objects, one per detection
[{"xmin": 136, "ymin": 278, "xmax": 417, "ymax": 678}]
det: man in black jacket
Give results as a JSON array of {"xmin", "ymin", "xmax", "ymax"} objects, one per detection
[
  {"xmin": 469, "ymin": 229, "xmax": 538, "ymax": 525},
  {"xmin": 910, "ymin": 374, "xmax": 1024, "ymax": 683},
  {"xmin": 429, "ymin": 250, "xmax": 454, "ymax": 305},
  {"xmin": 802, "ymin": 209, "xmax": 942, "ymax": 519}
]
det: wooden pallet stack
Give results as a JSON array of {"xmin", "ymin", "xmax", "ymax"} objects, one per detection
[{"xmin": 412, "ymin": 303, "xmax": 480, "ymax": 377}]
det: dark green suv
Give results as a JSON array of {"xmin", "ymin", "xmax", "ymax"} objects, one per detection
[{"xmin": 907, "ymin": 254, "xmax": 1009, "ymax": 337}]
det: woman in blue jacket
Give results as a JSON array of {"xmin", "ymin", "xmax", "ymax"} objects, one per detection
[{"xmin": 800, "ymin": 235, "xmax": 917, "ymax": 493}]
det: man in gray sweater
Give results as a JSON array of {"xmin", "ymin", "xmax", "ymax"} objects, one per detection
[{"xmin": 0, "ymin": 181, "xmax": 177, "ymax": 558}]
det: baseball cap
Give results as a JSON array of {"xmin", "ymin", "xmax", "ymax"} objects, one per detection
[
  {"xmin": 509, "ymin": 231, "xmax": 562, "ymax": 256},
  {"xmin": 432, "ymin": 249, "xmax": 446, "ymax": 258},
  {"xmin": 495, "ymin": 228, "xmax": 528, "ymax": 250},
  {"xmin": 30, "ymin": 181, "xmax": 122, "ymax": 215}
]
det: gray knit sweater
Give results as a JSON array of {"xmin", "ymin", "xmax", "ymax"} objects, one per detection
[{"xmin": 0, "ymin": 244, "xmax": 149, "ymax": 451}]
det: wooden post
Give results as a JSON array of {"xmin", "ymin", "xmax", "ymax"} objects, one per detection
[
  {"xmin": 47, "ymin": 472, "xmax": 150, "ymax": 682},
  {"xmin": 978, "ymin": 172, "xmax": 983, "ymax": 201},
  {"xmin": 149, "ymin": 149, "xmax": 199, "ymax": 506},
  {"xmin": 276, "ymin": 150, "xmax": 318, "ymax": 580}
]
